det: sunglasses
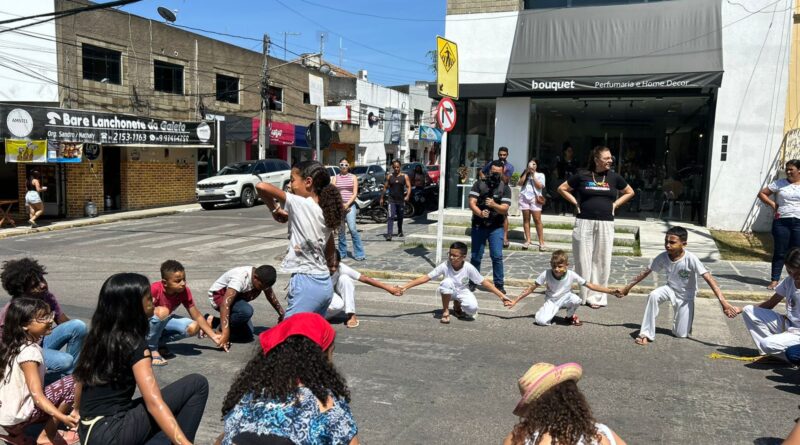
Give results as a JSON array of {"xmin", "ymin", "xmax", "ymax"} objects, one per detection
[{"xmin": 339, "ymin": 163, "xmax": 349, "ymax": 168}]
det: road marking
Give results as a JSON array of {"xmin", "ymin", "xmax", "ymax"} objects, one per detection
[
  {"xmin": 71, "ymin": 230, "xmax": 161, "ymax": 246},
  {"xmin": 180, "ymin": 227, "xmax": 287, "ymax": 252},
  {"xmin": 225, "ymin": 239, "xmax": 288, "ymax": 254}
]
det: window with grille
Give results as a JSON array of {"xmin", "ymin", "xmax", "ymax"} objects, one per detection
[
  {"xmin": 154, "ymin": 60, "xmax": 184, "ymax": 94},
  {"xmin": 82, "ymin": 44, "xmax": 121, "ymax": 84}
]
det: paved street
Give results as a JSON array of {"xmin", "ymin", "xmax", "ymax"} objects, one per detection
[{"xmin": 0, "ymin": 207, "xmax": 796, "ymax": 444}]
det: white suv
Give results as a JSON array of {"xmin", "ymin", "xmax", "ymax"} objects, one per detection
[{"xmin": 196, "ymin": 159, "xmax": 291, "ymax": 210}]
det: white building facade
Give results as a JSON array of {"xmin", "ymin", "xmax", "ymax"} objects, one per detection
[{"xmin": 443, "ymin": 0, "xmax": 792, "ymax": 231}]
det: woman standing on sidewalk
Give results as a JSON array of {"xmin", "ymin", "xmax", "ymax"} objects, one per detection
[
  {"xmin": 518, "ymin": 159, "xmax": 547, "ymax": 251},
  {"xmin": 558, "ymin": 146, "xmax": 634, "ymax": 309},
  {"xmin": 332, "ymin": 158, "xmax": 365, "ymax": 261},
  {"xmin": 380, "ymin": 160, "xmax": 410, "ymax": 241},
  {"xmin": 25, "ymin": 170, "xmax": 47, "ymax": 228},
  {"xmin": 758, "ymin": 159, "xmax": 800, "ymax": 290}
]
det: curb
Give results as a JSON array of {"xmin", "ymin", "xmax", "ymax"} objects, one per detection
[
  {"xmin": 0, "ymin": 206, "xmax": 200, "ymax": 240},
  {"xmin": 356, "ymin": 268, "xmax": 772, "ymax": 302}
]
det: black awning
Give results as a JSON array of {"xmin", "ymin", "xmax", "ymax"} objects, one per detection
[{"xmin": 506, "ymin": 0, "xmax": 723, "ymax": 93}]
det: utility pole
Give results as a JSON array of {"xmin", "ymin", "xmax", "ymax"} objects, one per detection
[
  {"xmin": 258, "ymin": 33, "xmax": 271, "ymax": 160},
  {"xmin": 281, "ymin": 31, "xmax": 301, "ymax": 60}
]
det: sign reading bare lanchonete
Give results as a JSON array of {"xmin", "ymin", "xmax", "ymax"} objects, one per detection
[{"xmin": 0, "ymin": 105, "xmax": 213, "ymax": 148}]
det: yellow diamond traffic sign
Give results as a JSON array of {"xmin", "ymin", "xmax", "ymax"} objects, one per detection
[{"xmin": 436, "ymin": 36, "xmax": 458, "ymax": 100}]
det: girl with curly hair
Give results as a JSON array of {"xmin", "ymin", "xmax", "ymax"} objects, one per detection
[
  {"xmin": 73, "ymin": 273, "xmax": 208, "ymax": 445},
  {"xmin": 218, "ymin": 313, "xmax": 358, "ymax": 445},
  {"xmin": 256, "ymin": 160, "xmax": 344, "ymax": 318},
  {"xmin": 0, "ymin": 298, "xmax": 79, "ymax": 445},
  {"xmin": 0, "ymin": 257, "xmax": 87, "ymax": 384},
  {"xmin": 504, "ymin": 362, "xmax": 625, "ymax": 445}
]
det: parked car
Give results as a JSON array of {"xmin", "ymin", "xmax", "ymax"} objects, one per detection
[
  {"xmin": 325, "ymin": 165, "xmax": 341, "ymax": 177},
  {"xmin": 196, "ymin": 159, "xmax": 291, "ymax": 210},
  {"xmin": 352, "ymin": 164, "xmax": 386, "ymax": 187},
  {"xmin": 426, "ymin": 164, "xmax": 440, "ymax": 183}
]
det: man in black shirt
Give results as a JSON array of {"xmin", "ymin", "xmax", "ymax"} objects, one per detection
[{"xmin": 468, "ymin": 160, "xmax": 512, "ymax": 294}]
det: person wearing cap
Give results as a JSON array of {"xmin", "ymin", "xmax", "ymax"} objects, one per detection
[
  {"xmin": 504, "ymin": 362, "xmax": 626, "ymax": 445},
  {"xmin": 219, "ymin": 313, "xmax": 359, "ymax": 445}
]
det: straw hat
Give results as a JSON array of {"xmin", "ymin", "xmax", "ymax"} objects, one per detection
[{"xmin": 513, "ymin": 362, "xmax": 583, "ymax": 416}]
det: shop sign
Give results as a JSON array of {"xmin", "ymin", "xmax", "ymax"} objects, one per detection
[
  {"xmin": 506, "ymin": 72, "xmax": 723, "ymax": 93},
  {"xmin": 4, "ymin": 139, "xmax": 47, "ymax": 163},
  {"xmin": 47, "ymin": 141, "xmax": 83, "ymax": 163},
  {"xmin": 0, "ymin": 105, "xmax": 214, "ymax": 146}
]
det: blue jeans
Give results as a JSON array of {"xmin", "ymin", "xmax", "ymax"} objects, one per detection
[
  {"xmin": 339, "ymin": 206, "xmax": 365, "ymax": 260},
  {"xmin": 211, "ymin": 298, "xmax": 256, "ymax": 342},
  {"xmin": 146, "ymin": 314, "xmax": 194, "ymax": 351},
  {"xmin": 785, "ymin": 344, "xmax": 800, "ymax": 365},
  {"xmin": 470, "ymin": 225, "xmax": 504, "ymax": 288},
  {"xmin": 285, "ymin": 273, "xmax": 333, "ymax": 318},
  {"xmin": 771, "ymin": 217, "xmax": 800, "ymax": 281},
  {"xmin": 387, "ymin": 202, "xmax": 404, "ymax": 235},
  {"xmin": 43, "ymin": 319, "xmax": 86, "ymax": 383}
]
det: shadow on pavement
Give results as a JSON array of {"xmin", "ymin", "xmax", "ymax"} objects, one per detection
[
  {"xmin": 753, "ymin": 438, "xmax": 784, "ymax": 445},
  {"xmin": 714, "ymin": 273, "xmax": 770, "ymax": 287}
]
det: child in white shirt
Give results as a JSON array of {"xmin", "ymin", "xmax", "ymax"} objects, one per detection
[
  {"xmin": 618, "ymin": 226, "xmax": 738, "ymax": 345},
  {"xmin": 737, "ymin": 247, "xmax": 800, "ymax": 361},
  {"xmin": 509, "ymin": 250, "xmax": 617, "ymax": 326},
  {"xmin": 399, "ymin": 242, "xmax": 511, "ymax": 324}
]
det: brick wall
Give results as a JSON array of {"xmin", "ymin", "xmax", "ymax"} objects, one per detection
[
  {"xmin": 447, "ymin": 0, "xmax": 522, "ymax": 14},
  {"xmin": 120, "ymin": 160, "xmax": 196, "ymax": 210},
  {"xmin": 65, "ymin": 162, "xmax": 105, "ymax": 217}
]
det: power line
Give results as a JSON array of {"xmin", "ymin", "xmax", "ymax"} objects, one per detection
[{"xmin": 0, "ymin": 0, "xmax": 142, "ymax": 34}]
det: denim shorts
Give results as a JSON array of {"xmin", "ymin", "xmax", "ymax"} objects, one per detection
[{"xmin": 285, "ymin": 273, "xmax": 333, "ymax": 318}]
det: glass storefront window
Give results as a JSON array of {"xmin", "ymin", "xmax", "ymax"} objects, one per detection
[{"xmin": 444, "ymin": 99, "xmax": 496, "ymax": 208}]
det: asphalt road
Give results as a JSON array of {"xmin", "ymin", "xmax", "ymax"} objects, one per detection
[{"xmin": 0, "ymin": 206, "xmax": 797, "ymax": 445}]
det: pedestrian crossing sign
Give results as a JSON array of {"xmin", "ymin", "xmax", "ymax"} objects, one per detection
[{"xmin": 436, "ymin": 36, "xmax": 459, "ymax": 100}]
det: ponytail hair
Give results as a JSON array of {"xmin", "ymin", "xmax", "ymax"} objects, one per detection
[{"xmin": 294, "ymin": 160, "xmax": 344, "ymax": 230}]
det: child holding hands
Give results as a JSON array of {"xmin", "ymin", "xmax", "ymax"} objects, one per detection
[
  {"xmin": 399, "ymin": 242, "xmax": 511, "ymax": 324},
  {"xmin": 0, "ymin": 298, "xmax": 78, "ymax": 445},
  {"xmin": 617, "ymin": 226, "xmax": 738, "ymax": 345},
  {"xmin": 148, "ymin": 260, "xmax": 221, "ymax": 366},
  {"xmin": 509, "ymin": 250, "xmax": 617, "ymax": 326}
]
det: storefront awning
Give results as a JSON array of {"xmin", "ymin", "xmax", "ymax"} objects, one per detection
[{"xmin": 506, "ymin": 0, "xmax": 723, "ymax": 93}]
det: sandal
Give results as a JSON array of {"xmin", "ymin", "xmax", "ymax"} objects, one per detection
[
  {"xmin": 569, "ymin": 315, "xmax": 583, "ymax": 326},
  {"xmin": 635, "ymin": 337, "xmax": 650, "ymax": 346},
  {"xmin": 440, "ymin": 313, "xmax": 451, "ymax": 324},
  {"xmin": 539, "ymin": 245, "xmax": 547, "ymax": 252},
  {"xmin": 522, "ymin": 242, "xmax": 530, "ymax": 250},
  {"xmin": 503, "ymin": 241, "xmax": 510, "ymax": 248},
  {"xmin": 767, "ymin": 281, "xmax": 779, "ymax": 290},
  {"xmin": 151, "ymin": 355, "xmax": 168, "ymax": 366},
  {"xmin": 346, "ymin": 317, "xmax": 360, "ymax": 328}
]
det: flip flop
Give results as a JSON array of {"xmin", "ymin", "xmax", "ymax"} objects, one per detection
[
  {"xmin": 440, "ymin": 313, "xmax": 451, "ymax": 324},
  {"xmin": 522, "ymin": 242, "xmax": 530, "ymax": 250},
  {"xmin": 503, "ymin": 241, "xmax": 510, "ymax": 248},
  {"xmin": 635, "ymin": 337, "xmax": 650, "ymax": 346},
  {"xmin": 151, "ymin": 356, "xmax": 168, "ymax": 366},
  {"xmin": 346, "ymin": 318, "xmax": 360, "ymax": 328},
  {"xmin": 569, "ymin": 315, "xmax": 583, "ymax": 326}
]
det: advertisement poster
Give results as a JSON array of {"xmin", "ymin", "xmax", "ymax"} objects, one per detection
[
  {"xmin": 47, "ymin": 140, "xmax": 83, "ymax": 163},
  {"xmin": 4, "ymin": 139, "xmax": 46, "ymax": 163},
  {"xmin": 419, "ymin": 126, "xmax": 442, "ymax": 142}
]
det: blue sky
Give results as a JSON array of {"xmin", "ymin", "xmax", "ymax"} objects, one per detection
[{"xmin": 123, "ymin": 0, "xmax": 445, "ymax": 86}]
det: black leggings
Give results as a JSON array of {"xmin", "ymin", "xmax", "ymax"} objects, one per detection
[{"xmin": 79, "ymin": 374, "xmax": 209, "ymax": 445}]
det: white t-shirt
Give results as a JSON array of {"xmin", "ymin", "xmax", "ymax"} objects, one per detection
[
  {"xmin": 648, "ymin": 250, "xmax": 708, "ymax": 300},
  {"xmin": 0, "ymin": 343, "xmax": 44, "ymax": 426},
  {"xmin": 427, "ymin": 261, "xmax": 485, "ymax": 294},
  {"xmin": 332, "ymin": 263, "xmax": 361, "ymax": 287},
  {"xmin": 775, "ymin": 277, "xmax": 800, "ymax": 328},
  {"xmin": 768, "ymin": 179, "xmax": 800, "ymax": 219},
  {"xmin": 526, "ymin": 423, "xmax": 616, "ymax": 445},
  {"xmin": 535, "ymin": 269, "xmax": 586, "ymax": 301},
  {"xmin": 208, "ymin": 266, "xmax": 254, "ymax": 296},
  {"xmin": 521, "ymin": 172, "xmax": 546, "ymax": 200},
  {"xmin": 281, "ymin": 193, "xmax": 332, "ymax": 275}
]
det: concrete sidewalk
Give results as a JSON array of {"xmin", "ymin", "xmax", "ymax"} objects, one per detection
[{"xmin": 0, "ymin": 203, "xmax": 201, "ymax": 240}]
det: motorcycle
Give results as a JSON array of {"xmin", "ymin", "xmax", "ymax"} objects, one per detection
[
  {"xmin": 354, "ymin": 177, "xmax": 388, "ymax": 223},
  {"xmin": 410, "ymin": 184, "xmax": 439, "ymax": 216}
]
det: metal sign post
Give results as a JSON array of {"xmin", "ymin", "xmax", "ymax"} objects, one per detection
[{"xmin": 434, "ymin": 97, "xmax": 458, "ymax": 265}]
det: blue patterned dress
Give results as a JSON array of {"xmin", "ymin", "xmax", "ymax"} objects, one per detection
[{"xmin": 222, "ymin": 386, "xmax": 358, "ymax": 445}]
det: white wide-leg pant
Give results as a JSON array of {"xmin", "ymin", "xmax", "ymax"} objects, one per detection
[
  {"xmin": 438, "ymin": 278, "xmax": 478, "ymax": 316},
  {"xmin": 534, "ymin": 292, "xmax": 581, "ymax": 326},
  {"xmin": 638, "ymin": 285, "xmax": 694, "ymax": 341},
  {"xmin": 572, "ymin": 218, "xmax": 615, "ymax": 306},
  {"xmin": 326, "ymin": 274, "xmax": 356, "ymax": 318},
  {"xmin": 742, "ymin": 305, "xmax": 800, "ymax": 359}
]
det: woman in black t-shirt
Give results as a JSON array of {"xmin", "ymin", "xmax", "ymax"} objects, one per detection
[
  {"xmin": 558, "ymin": 146, "xmax": 635, "ymax": 308},
  {"xmin": 73, "ymin": 273, "xmax": 209, "ymax": 445}
]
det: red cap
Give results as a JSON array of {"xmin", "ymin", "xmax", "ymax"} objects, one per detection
[{"xmin": 259, "ymin": 313, "xmax": 335, "ymax": 355}]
